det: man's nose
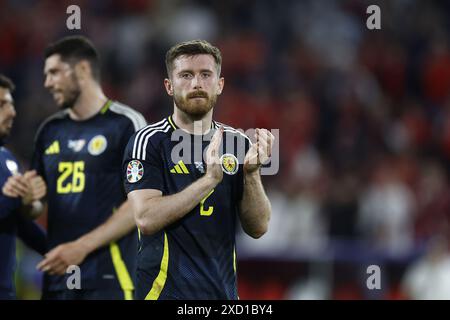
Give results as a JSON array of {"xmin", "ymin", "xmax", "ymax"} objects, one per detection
[
  {"xmin": 192, "ymin": 74, "xmax": 202, "ymax": 90},
  {"xmin": 44, "ymin": 76, "xmax": 53, "ymax": 89},
  {"xmin": 7, "ymin": 104, "xmax": 16, "ymax": 118}
]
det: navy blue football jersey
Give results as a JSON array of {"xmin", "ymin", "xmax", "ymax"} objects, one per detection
[
  {"xmin": 31, "ymin": 100, "xmax": 146, "ymax": 294},
  {"xmin": 0, "ymin": 146, "xmax": 47, "ymax": 298},
  {"xmin": 123, "ymin": 116, "xmax": 251, "ymax": 300}
]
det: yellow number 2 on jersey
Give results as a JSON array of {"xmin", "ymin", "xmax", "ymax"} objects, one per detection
[{"xmin": 200, "ymin": 189, "xmax": 214, "ymax": 216}]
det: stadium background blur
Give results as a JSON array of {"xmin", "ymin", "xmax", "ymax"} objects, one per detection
[{"xmin": 2, "ymin": 0, "xmax": 450, "ymax": 299}]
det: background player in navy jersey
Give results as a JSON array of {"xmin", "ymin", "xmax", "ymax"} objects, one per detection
[
  {"xmin": 123, "ymin": 40, "xmax": 274, "ymax": 299},
  {"xmin": 0, "ymin": 74, "xmax": 47, "ymax": 299},
  {"xmin": 5, "ymin": 36, "xmax": 147, "ymax": 300}
]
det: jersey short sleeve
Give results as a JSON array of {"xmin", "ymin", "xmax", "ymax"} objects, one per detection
[{"xmin": 122, "ymin": 131, "xmax": 164, "ymax": 194}]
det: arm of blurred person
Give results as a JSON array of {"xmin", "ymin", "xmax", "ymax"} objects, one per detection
[
  {"xmin": 2, "ymin": 170, "xmax": 47, "ymax": 219},
  {"xmin": 16, "ymin": 215, "xmax": 47, "ymax": 256},
  {"xmin": 238, "ymin": 129, "xmax": 274, "ymax": 239},
  {"xmin": 37, "ymin": 199, "xmax": 136, "ymax": 275}
]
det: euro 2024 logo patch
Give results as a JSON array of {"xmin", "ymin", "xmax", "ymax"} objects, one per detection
[
  {"xmin": 88, "ymin": 135, "xmax": 107, "ymax": 156},
  {"xmin": 127, "ymin": 160, "xmax": 144, "ymax": 183},
  {"xmin": 220, "ymin": 153, "xmax": 238, "ymax": 175}
]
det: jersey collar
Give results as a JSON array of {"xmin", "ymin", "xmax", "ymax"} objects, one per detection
[{"xmin": 168, "ymin": 115, "xmax": 217, "ymax": 133}]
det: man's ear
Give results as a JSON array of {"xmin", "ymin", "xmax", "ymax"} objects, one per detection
[
  {"xmin": 217, "ymin": 77, "xmax": 225, "ymax": 95},
  {"xmin": 74, "ymin": 60, "xmax": 91, "ymax": 81},
  {"xmin": 164, "ymin": 78, "xmax": 174, "ymax": 96}
]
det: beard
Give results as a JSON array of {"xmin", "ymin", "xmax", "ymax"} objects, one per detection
[
  {"xmin": 53, "ymin": 74, "xmax": 81, "ymax": 110},
  {"xmin": 173, "ymin": 90, "xmax": 217, "ymax": 120},
  {"xmin": 60, "ymin": 88, "xmax": 81, "ymax": 109},
  {"xmin": 0, "ymin": 119, "xmax": 13, "ymax": 141},
  {"xmin": 0, "ymin": 128, "xmax": 10, "ymax": 143}
]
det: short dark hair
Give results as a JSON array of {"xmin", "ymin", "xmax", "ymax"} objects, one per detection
[
  {"xmin": 0, "ymin": 74, "xmax": 15, "ymax": 92},
  {"xmin": 165, "ymin": 39, "xmax": 222, "ymax": 77},
  {"xmin": 45, "ymin": 35, "xmax": 100, "ymax": 81}
]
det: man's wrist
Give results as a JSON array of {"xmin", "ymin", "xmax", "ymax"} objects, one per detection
[
  {"xmin": 75, "ymin": 236, "xmax": 96, "ymax": 256},
  {"xmin": 202, "ymin": 173, "xmax": 221, "ymax": 188},
  {"xmin": 244, "ymin": 167, "xmax": 261, "ymax": 177}
]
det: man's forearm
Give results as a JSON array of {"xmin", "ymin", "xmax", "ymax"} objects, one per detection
[
  {"xmin": 75, "ymin": 200, "xmax": 136, "ymax": 255},
  {"xmin": 239, "ymin": 171, "xmax": 271, "ymax": 238},
  {"xmin": 134, "ymin": 176, "xmax": 218, "ymax": 235}
]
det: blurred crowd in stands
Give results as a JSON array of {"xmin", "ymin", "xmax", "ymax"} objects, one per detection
[{"xmin": 1, "ymin": 0, "xmax": 450, "ymax": 299}]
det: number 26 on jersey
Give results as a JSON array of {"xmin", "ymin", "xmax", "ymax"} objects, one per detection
[{"xmin": 57, "ymin": 161, "xmax": 85, "ymax": 194}]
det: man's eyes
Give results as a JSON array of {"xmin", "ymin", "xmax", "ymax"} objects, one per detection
[
  {"xmin": 46, "ymin": 69, "xmax": 60, "ymax": 76},
  {"xmin": 0, "ymin": 101, "xmax": 12, "ymax": 108},
  {"xmin": 179, "ymin": 73, "xmax": 211, "ymax": 79}
]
